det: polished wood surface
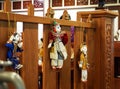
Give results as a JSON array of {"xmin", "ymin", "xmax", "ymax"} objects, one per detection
[
  {"xmin": 114, "ymin": 78, "xmax": 120, "ymax": 89},
  {"xmin": 114, "ymin": 41, "xmax": 120, "ymax": 89},
  {"xmin": 114, "ymin": 41, "xmax": 120, "ymax": 57},
  {"xmin": 0, "ymin": 1, "xmax": 118, "ymax": 89},
  {"xmin": 3, "ymin": 0, "xmax": 11, "ymax": 12},
  {"xmin": 22, "ymin": 23, "xmax": 38, "ymax": 89},
  {"xmin": 77, "ymin": 10, "xmax": 118, "ymax": 89},
  {"xmin": 0, "ymin": 12, "xmax": 94, "ymax": 28}
]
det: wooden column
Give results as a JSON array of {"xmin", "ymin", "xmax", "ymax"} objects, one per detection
[
  {"xmin": 22, "ymin": 23, "xmax": 38, "ymax": 89},
  {"xmin": 0, "ymin": 21, "xmax": 9, "ymax": 61},
  {"xmin": 77, "ymin": 10, "xmax": 118, "ymax": 89},
  {"xmin": 59, "ymin": 26, "xmax": 71, "ymax": 89},
  {"xmin": 74, "ymin": 27, "xmax": 84, "ymax": 89},
  {"xmin": 0, "ymin": 16, "xmax": 16, "ymax": 62},
  {"xmin": 28, "ymin": 3, "xmax": 34, "ymax": 16},
  {"xmin": 3, "ymin": 0, "xmax": 15, "ymax": 39},
  {"xmin": 43, "ymin": 24, "xmax": 57, "ymax": 89},
  {"xmin": 43, "ymin": 25, "xmax": 72, "ymax": 89},
  {"xmin": 21, "ymin": 4, "xmax": 38, "ymax": 89},
  {"xmin": 4, "ymin": 0, "xmax": 11, "ymax": 12}
]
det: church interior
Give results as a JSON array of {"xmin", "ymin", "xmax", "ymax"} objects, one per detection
[{"xmin": 0, "ymin": 0, "xmax": 120, "ymax": 89}]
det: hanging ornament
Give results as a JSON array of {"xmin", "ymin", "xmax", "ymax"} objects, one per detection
[
  {"xmin": 48, "ymin": 21, "xmax": 68, "ymax": 70},
  {"xmin": 5, "ymin": 32, "xmax": 23, "ymax": 70},
  {"xmin": 78, "ymin": 29, "xmax": 89, "ymax": 82}
]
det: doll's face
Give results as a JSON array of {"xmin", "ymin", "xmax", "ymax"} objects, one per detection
[
  {"xmin": 11, "ymin": 33, "xmax": 22, "ymax": 44},
  {"xmin": 81, "ymin": 45, "xmax": 87, "ymax": 54},
  {"xmin": 55, "ymin": 24, "xmax": 61, "ymax": 33}
]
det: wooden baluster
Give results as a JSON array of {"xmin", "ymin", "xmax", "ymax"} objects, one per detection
[
  {"xmin": 28, "ymin": 3, "xmax": 34, "ymax": 16},
  {"xmin": 46, "ymin": 7, "xmax": 54, "ymax": 18},
  {"xmin": 4, "ymin": 0, "xmax": 11, "ymax": 12},
  {"xmin": 87, "ymin": 14, "xmax": 92, "ymax": 23}
]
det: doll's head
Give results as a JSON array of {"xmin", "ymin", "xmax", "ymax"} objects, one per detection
[
  {"xmin": 53, "ymin": 21, "xmax": 61, "ymax": 33},
  {"xmin": 9, "ymin": 32, "xmax": 22, "ymax": 44},
  {"xmin": 80, "ymin": 43, "xmax": 87, "ymax": 55}
]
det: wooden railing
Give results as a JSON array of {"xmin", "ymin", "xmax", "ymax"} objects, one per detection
[{"xmin": 0, "ymin": 1, "xmax": 95, "ymax": 89}]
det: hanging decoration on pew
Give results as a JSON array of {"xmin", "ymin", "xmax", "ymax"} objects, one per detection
[
  {"xmin": 5, "ymin": 32, "xmax": 23, "ymax": 70},
  {"xmin": 78, "ymin": 29, "xmax": 89, "ymax": 82},
  {"xmin": 48, "ymin": 21, "xmax": 68, "ymax": 70}
]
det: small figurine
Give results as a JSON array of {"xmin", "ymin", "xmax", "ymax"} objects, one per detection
[
  {"xmin": 5, "ymin": 32, "xmax": 23, "ymax": 70},
  {"xmin": 78, "ymin": 43, "xmax": 88, "ymax": 82},
  {"xmin": 48, "ymin": 21, "xmax": 68, "ymax": 69}
]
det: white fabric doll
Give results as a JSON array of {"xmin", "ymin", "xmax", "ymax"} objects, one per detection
[
  {"xmin": 48, "ymin": 21, "xmax": 68, "ymax": 69},
  {"xmin": 78, "ymin": 43, "xmax": 88, "ymax": 82}
]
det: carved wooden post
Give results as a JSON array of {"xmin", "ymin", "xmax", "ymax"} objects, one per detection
[
  {"xmin": 77, "ymin": 10, "xmax": 118, "ymax": 89},
  {"xmin": 21, "ymin": 3, "xmax": 38, "ymax": 89},
  {"xmin": 4, "ymin": 0, "xmax": 15, "ymax": 38},
  {"xmin": 28, "ymin": 3, "xmax": 34, "ymax": 16},
  {"xmin": 4, "ymin": 0, "xmax": 11, "ymax": 12},
  {"xmin": 61, "ymin": 9, "xmax": 71, "ymax": 20},
  {"xmin": 22, "ymin": 23, "xmax": 38, "ymax": 89},
  {"xmin": 45, "ymin": 7, "xmax": 54, "ymax": 18}
]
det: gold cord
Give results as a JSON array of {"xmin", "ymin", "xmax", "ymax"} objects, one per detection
[
  {"xmin": 7, "ymin": 12, "xmax": 17, "ymax": 38},
  {"xmin": 14, "ymin": 14, "xmax": 16, "ymax": 32},
  {"xmin": 7, "ymin": 12, "xmax": 11, "ymax": 38}
]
